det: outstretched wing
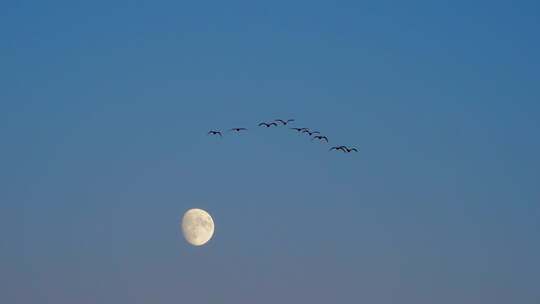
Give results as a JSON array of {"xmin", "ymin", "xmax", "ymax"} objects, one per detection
[
  {"xmin": 269, "ymin": 122, "xmax": 278, "ymax": 126},
  {"xmin": 275, "ymin": 119, "xmax": 286, "ymax": 124},
  {"xmin": 321, "ymin": 136, "xmax": 328, "ymax": 142}
]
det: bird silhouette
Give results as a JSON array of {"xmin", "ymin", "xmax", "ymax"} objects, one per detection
[
  {"xmin": 229, "ymin": 128, "xmax": 248, "ymax": 132},
  {"xmin": 302, "ymin": 129, "xmax": 320, "ymax": 136},
  {"xmin": 312, "ymin": 135, "xmax": 328, "ymax": 142},
  {"xmin": 344, "ymin": 147, "xmax": 358, "ymax": 152},
  {"xmin": 290, "ymin": 127, "xmax": 309, "ymax": 132},
  {"xmin": 275, "ymin": 119, "xmax": 295, "ymax": 125},
  {"xmin": 258, "ymin": 122, "xmax": 278, "ymax": 127},
  {"xmin": 207, "ymin": 130, "xmax": 222, "ymax": 137},
  {"xmin": 329, "ymin": 146, "xmax": 347, "ymax": 152}
]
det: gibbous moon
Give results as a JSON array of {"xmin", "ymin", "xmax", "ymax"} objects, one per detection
[{"xmin": 181, "ymin": 208, "xmax": 215, "ymax": 246}]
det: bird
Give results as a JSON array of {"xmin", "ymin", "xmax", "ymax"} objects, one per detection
[
  {"xmin": 290, "ymin": 127, "xmax": 309, "ymax": 132},
  {"xmin": 275, "ymin": 119, "xmax": 295, "ymax": 125},
  {"xmin": 207, "ymin": 130, "xmax": 222, "ymax": 137},
  {"xmin": 258, "ymin": 122, "xmax": 278, "ymax": 127},
  {"xmin": 329, "ymin": 146, "xmax": 347, "ymax": 152},
  {"xmin": 302, "ymin": 129, "xmax": 320, "ymax": 136},
  {"xmin": 312, "ymin": 135, "xmax": 328, "ymax": 142},
  {"xmin": 344, "ymin": 147, "xmax": 358, "ymax": 152},
  {"xmin": 229, "ymin": 127, "xmax": 248, "ymax": 132}
]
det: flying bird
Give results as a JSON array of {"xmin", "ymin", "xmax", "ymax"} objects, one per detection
[
  {"xmin": 312, "ymin": 135, "xmax": 328, "ymax": 142},
  {"xmin": 275, "ymin": 119, "xmax": 295, "ymax": 125},
  {"xmin": 290, "ymin": 127, "xmax": 309, "ymax": 132},
  {"xmin": 329, "ymin": 146, "xmax": 347, "ymax": 152},
  {"xmin": 344, "ymin": 147, "xmax": 358, "ymax": 152},
  {"xmin": 229, "ymin": 128, "xmax": 248, "ymax": 132},
  {"xmin": 207, "ymin": 130, "xmax": 222, "ymax": 137},
  {"xmin": 258, "ymin": 122, "xmax": 278, "ymax": 127},
  {"xmin": 302, "ymin": 129, "xmax": 320, "ymax": 136}
]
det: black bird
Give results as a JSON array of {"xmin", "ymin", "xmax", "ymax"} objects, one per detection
[
  {"xmin": 207, "ymin": 130, "xmax": 222, "ymax": 137},
  {"xmin": 229, "ymin": 127, "xmax": 248, "ymax": 132},
  {"xmin": 329, "ymin": 146, "xmax": 347, "ymax": 152},
  {"xmin": 312, "ymin": 135, "xmax": 328, "ymax": 142},
  {"xmin": 275, "ymin": 119, "xmax": 295, "ymax": 125},
  {"xmin": 290, "ymin": 127, "xmax": 309, "ymax": 132},
  {"xmin": 302, "ymin": 129, "xmax": 320, "ymax": 136},
  {"xmin": 344, "ymin": 147, "xmax": 358, "ymax": 152},
  {"xmin": 258, "ymin": 122, "xmax": 278, "ymax": 127}
]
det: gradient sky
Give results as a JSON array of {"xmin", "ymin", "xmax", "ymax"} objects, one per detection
[{"xmin": 2, "ymin": 0, "xmax": 540, "ymax": 303}]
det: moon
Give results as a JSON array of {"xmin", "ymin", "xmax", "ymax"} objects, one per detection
[{"xmin": 181, "ymin": 208, "xmax": 215, "ymax": 246}]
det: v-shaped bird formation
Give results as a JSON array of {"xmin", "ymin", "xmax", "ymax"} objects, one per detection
[{"xmin": 208, "ymin": 119, "xmax": 358, "ymax": 154}]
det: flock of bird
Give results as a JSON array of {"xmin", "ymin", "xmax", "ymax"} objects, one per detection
[{"xmin": 207, "ymin": 119, "xmax": 358, "ymax": 153}]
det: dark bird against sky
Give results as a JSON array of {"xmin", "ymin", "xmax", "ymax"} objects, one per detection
[
  {"xmin": 302, "ymin": 129, "xmax": 320, "ymax": 136},
  {"xmin": 312, "ymin": 135, "xmax": 328, "ymax": 142},
  {"xmin": 275, "ymin": 119, "xmax": 295, "ymax": 125},
  {"xmin": 229, "ymin": 127, "xmax": 248, "ymax": 132},
  {"xmin": 258, "ymin": 122, "xmax": 278, "ymax": 127},
  {"xmin": 207, "ymin": 130, "xmax": 222, "ymax": 137},
  {"xmin": 329, "ymin": 146, "xmax": 347, "ymax": 152}
]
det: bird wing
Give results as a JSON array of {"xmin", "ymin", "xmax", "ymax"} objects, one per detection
[
  {"xmin": 270, "ymin": 122, "xmax": 277, "ymax": 126},
  {"xmin": 275, "ymin": 119, "xmax": 285, "ymax": 124}
]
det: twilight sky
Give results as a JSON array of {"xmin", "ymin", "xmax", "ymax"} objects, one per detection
[{"xmin": 2, "ymin": 0, "xmax": 539, "ymax": 303}]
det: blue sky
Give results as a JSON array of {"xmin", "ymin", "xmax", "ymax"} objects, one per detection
[{"xmin": 2, "ymin": 0, "xmax": 539, "ymax": 303}]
